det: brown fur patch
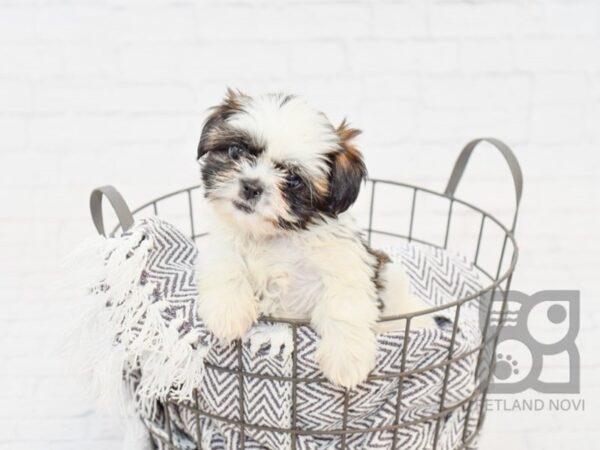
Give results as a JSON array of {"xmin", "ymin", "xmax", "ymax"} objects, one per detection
[
  {"xmin": 336, "ymin": 118, "xmax": 362, "ymax": 142},
  {"xmin": 335, "ymin": 120, "xmax": 363, "ymax": 167},
  {"xmin": 366, "ymin": 246, "xmax": 392, "ymax": 310},
  {"xmin": 334, "ymin": 119, "xmax": 365, "ymax": 171},
  {"xmin": 324, "ymin": 119, "xmax": 367, "ymax": 215},
  {"xmin": 197, "ymin": 88, "xmax": 248, "ymax": 160},
  {"xmin": 368, "ymin": 247, "xmax": 391, "ymax": 287},
  {"xmin": 223, "ymin": 87, "xmax": 247, "ymax": 110},
  {"xmin": 312, "ymin": 176, "xmax": 330, "ymax": 197}
]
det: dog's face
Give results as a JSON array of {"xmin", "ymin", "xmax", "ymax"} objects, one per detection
[{"xmin": 197, "ymin": 90, "xmax": 366, "ymax": 237}]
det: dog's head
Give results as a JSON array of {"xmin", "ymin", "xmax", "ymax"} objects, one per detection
[{"xmin": 197, "ymin": 89, "xmax": 366, "ymax": 236}]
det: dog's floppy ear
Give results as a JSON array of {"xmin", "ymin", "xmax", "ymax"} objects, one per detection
[
  {"xmin": 326, "ymin": 120, "xmax": 367, "ymax": 215},
  {"xmin": 197, "ymin": 88, "xmax": 245, "ymax": 160}
]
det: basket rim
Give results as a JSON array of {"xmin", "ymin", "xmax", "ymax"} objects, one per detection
[{"xmin": 126, "ymin": 178, "xmax": 519, "ymax": 325}]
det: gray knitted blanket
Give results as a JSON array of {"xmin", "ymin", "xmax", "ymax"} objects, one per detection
[{"xmin": 72, "ymin": 217, "xmax": 483, "ymax": 450}]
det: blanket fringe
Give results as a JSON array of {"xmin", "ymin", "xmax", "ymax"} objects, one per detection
[{"xmin": 64, "ymin": 227, "xmax": 206, "ymax": 419}]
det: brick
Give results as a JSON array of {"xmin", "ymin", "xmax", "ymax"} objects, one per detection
[
  {"xmin": 0, "ymin": 443, "xmax": 48, "ymax": 450},
  {"xmin": 1, "ymin": 346, "xmax": 74, "ymax": 376},
  {"xmin": 30, "ymin": 395, "xmax": 93, "ymax": 419},
  {"xmin": 414, "ymin": 108, "xmax": 529, "ymax": 143},
  {"xmin": 49, "ymin": 441, "xmax": 123, "ymax": 450},
  {"xmin": 34, "ymin": 82, "xmax": 196, "ymax": 114},
  {"xmin": 0, "ymin": 43, "xmax": 115, "ymax": 79},
  {"xmin": 53, "ymin": 153, "xmax": 117, "ymax": 188},
  {"xmin": 460, "ymin": 40, "xmax": 514, "ymax": 73},
  {"xmin": 0, "ymin": 118, "xmax": 27, "ymax": 151},
  {"xmin": 34, "ymin": 5, "xmax": 112, "ymax": 42},
  {"xmin": 291, "ymin": 42, "xmax": 346, "ymax": 76},
  {"xmin": 16, "ymin": 418, "xmax": 88, "ymax": 441},
  {"xmin": 0, "ymin": 44, "xmax": 64, "ymax": 78},
  {"xmin": 0, "ymin": 188, "xmax": 33, "ymax": 220},
  {"xmin": 299, "ymin": 78, "xmax": 363, "ymax": 121},
  {"xmin": 88, "ymin": 417, "xmax": 123, "ymax": 440},
  {"xmin": 358, "ymin": 100, "xmax": 416, "ymax": 144},
  {"xmin": 515, "ymin": 39, "xmax": 600, "ymax": 72},
  {"xmin": 543, "ymin": 3, "xmax": 600, "ymax": 36},
  {"xmin": 190, "ymin": 42, "xmax": 288, "ymax": 78},
  {"xmin": 372, "ymin": 4, "xmax": 428, "ymax": 38},
  {"xmin": 111, "ymin": 115, "xmax": 192, "ymax": 143},
  {"xmin": 0, "ymin": 377, "xmax": 35, "ymax": 399},
  {"xmin": 3, "ymin": 318, "xmax": 66, "ymax": 339},
  {"xmin": 0, "ymin": 7, "xmax": 35, "ymax": 42},
  {"xmin": 27, "ymin": 114, "xmax": 193, "ymax": 151},
  {"xmin": 422, "ymin": 75, "xmax": 531, "ymax": 108},
  {"xmin": 63, "ymin": 44, "xmax": 119, "ymax": 78},
  {"xmin": 0, "ymin": 421, "xmax": 17, "ymax": 442},
  {"xmin": 0, "ymin": 153, "xmax": 60, "ymax": 187},
  {"xmin": 414, "ymin": 41, "xmax": 460, "ymax": 73},
  {"xmin": 27, "ymin": 116, "xmax": 116, "ymax": 150},
  {"xmin": 429, "ymin": 3, "xmax": 544, "ymax": 38},
  {"xmin": 195, "ymin": 4, "xmax": 370, "ymax": 40},
  {"xmin": 530, "ymin": 107, "xmax": 587, "ymax": 144},
  {"xmin": 533, "ymin": 74, "xmax": 590, "ymax": 106},
  {"xmin": 119, "ymin": 43, "xmax": 288, "ymax": 81},
  {"xmin": 586, "ymin": 104, "xmax": 600, "ymax": 144},
  {"xmin": 0, "ymin": 338, "xmax": 41, "ymax": 357},
  {"xmin": 351, "ymin": 41, "xmax": 458, "ymax": 74},
  {"xmin": 363, "ymin": 75, "xmax": 419, "ymax": 100},
  {"xmin": 0, "ymin": 82, "xmax": 33, "ymax": 113},
  {"xmin": 111, "ymin": 44, "xmax": 180, "ymax": 82},
  {"xmin": 592, "ymin": 75, "xmax": 600, "ymax": 100},
  {"xmin": 114, "ymin": 4, "xmax": 197, "ymax": 43}
]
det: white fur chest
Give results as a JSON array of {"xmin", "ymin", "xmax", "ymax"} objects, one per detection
[{"xmin": 239, "ymin": 237, "xmax": 324, "ymax": 319}]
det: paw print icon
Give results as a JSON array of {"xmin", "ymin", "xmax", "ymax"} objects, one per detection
[
  {"xmin": 495, "ymin": 353, "xmax": 520, "ymax": 380},
  {"xmin": 479, "ymin": 290, "xmax": 580, "ymax": 394}
]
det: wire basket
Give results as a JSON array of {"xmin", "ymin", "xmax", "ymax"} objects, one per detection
[{"xmin": 95, "ymin": 138, "xmax": 521, "ymax": 450}]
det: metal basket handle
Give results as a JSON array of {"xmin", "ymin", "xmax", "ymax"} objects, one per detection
[
  {"xmin": 90, "ymin": 185, "xmax": 134, "ymax": 237},
  {"xmin": 444, "ymin": 137, "xmax": 523, "ymax": 231}
]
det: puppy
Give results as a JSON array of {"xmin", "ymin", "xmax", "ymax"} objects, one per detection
[{"xmin": 196, "ymin": 90, "xmax": 430, "ymax": 388}]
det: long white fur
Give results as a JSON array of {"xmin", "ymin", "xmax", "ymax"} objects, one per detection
[
  {"xmin": 228, "ymin": 94, "xmax": 336, "ymax": 179},
  {"xmin": 197, "ymin": 93, "xmax": 432, "ymax": 389}
]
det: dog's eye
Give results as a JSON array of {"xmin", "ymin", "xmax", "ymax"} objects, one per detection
[
  {"xmin": 228, "ymin": 145, "xmax": 245, "ymax": 160},
  {"xmin": 288, "ymin": 173, "xmax": 303, "ymax": 188}
]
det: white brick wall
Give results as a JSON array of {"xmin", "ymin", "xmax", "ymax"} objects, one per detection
[{"xmin": 1, "ymin": 1, "xmax": 599, "ymax": 449}]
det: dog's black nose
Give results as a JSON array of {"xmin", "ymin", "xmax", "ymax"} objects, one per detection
[{"xmin": 240, "ymin": 179, "xmax": 264, "ymax": 201}]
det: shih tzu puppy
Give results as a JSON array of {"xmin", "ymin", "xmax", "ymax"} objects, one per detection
[{"xmin": 196, "ymin": 90, "xmax": 430, "ymax": 388}]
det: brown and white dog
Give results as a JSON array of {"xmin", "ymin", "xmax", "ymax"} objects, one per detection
[{"xmin": 196, "ymin": 90, "xmax": 430, "ymax": 389}]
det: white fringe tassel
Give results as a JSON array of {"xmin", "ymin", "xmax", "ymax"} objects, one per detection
[{"xmin": 64, "ymin": 229, "xmax": 207, "ymax": 419}]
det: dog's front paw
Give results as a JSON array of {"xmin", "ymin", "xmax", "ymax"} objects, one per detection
[
  {"xmin": 198, "ymin": 294, "xmax": 258, "ymax": 344},
  {"xmin": 315, "ymin": 335, "xmax": 377, "ymax": 389}
]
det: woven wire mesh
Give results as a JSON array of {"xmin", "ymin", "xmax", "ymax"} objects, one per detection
[{"xmin": 119, "ymin": 173, "xmax": 519, "ymax": 450}]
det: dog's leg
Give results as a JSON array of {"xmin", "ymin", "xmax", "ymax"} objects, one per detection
[
  {"xmin": 377, "ymin": 262, "xmax": 434, "ymax": 333},
  {"xmin": 197, "ymin": 245, "xmax": 258, "ymax": 343},
  {"xmin": 311, "ymin": 282, "xmax": 380, "ymax": 389}
]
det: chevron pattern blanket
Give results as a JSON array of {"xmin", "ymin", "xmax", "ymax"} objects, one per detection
[{"xmin": 73, "ymin": 217, "xmax": 484, "ymax": 450}]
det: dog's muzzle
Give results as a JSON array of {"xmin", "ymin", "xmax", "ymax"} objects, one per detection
[{"xmin": 240, "ymin": 179, "xmax": 264, "ymax": 203}]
